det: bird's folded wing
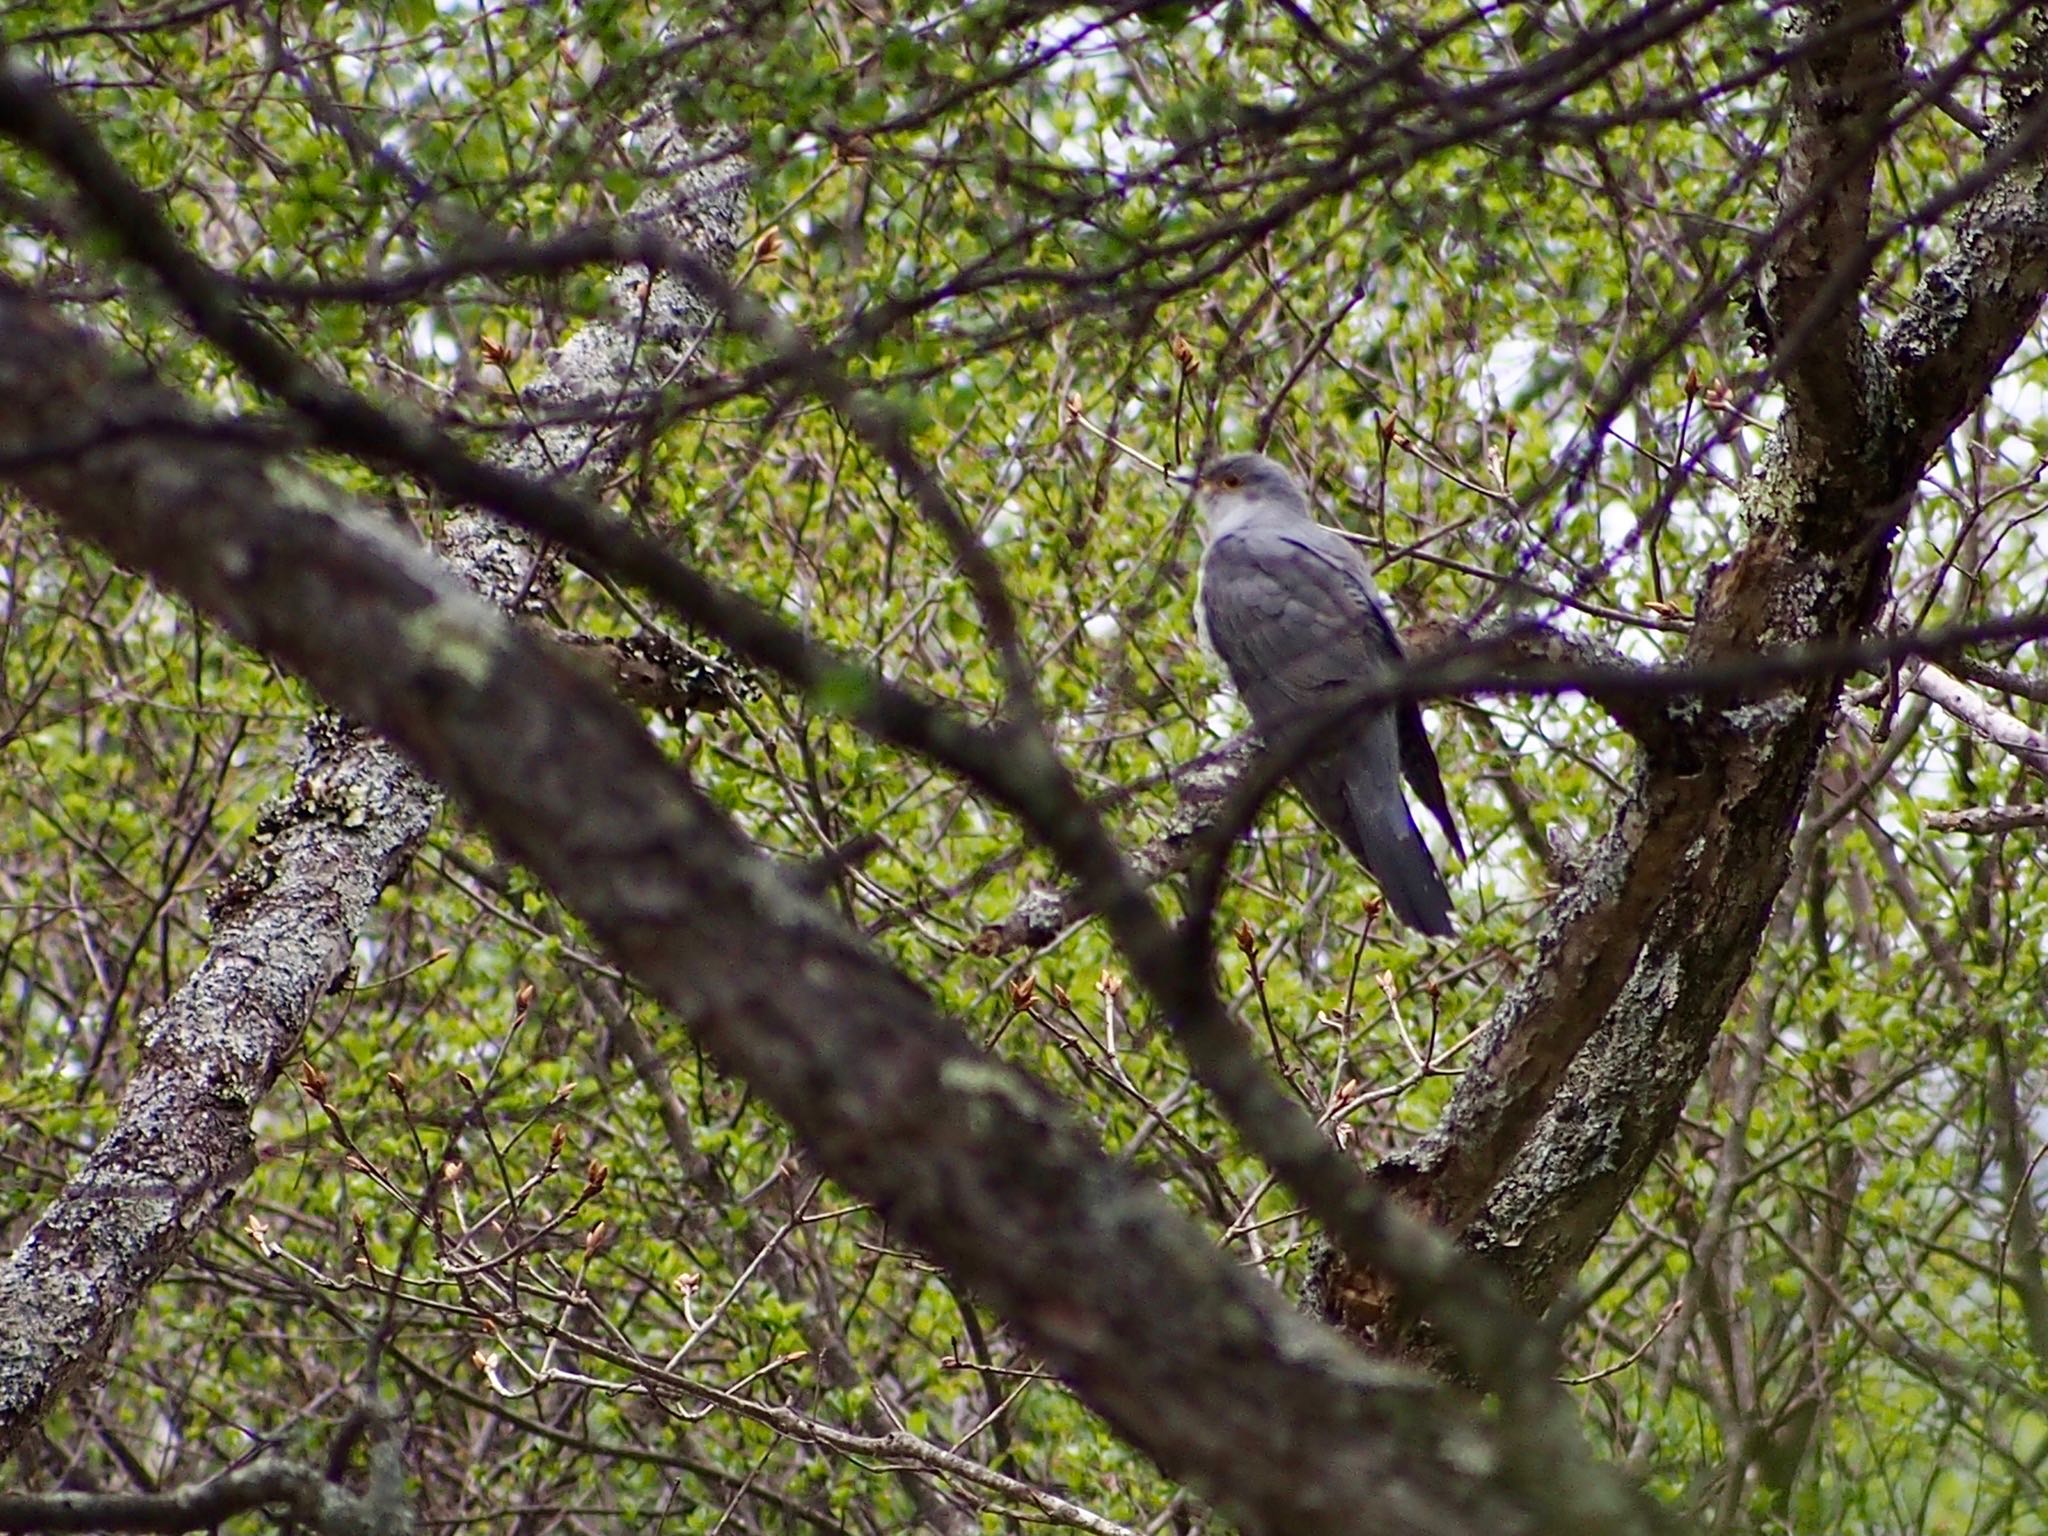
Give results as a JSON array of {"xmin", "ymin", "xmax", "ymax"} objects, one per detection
[
  {"xmin": 1397, "ymin": 703, "xmax": 1463, "ymax": 859},
  {"xmin": 1275, "ymin": 529, "xmax": 1464, "ymax": 859},
  {"xmin": 1203, "ymin": 524, "xmax": 1463, "ymax": 857},
  {"xmin": 1199, "ymin": 525, "xmax": 1400, "ymax": 736}
]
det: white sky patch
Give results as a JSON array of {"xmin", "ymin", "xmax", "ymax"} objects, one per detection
[
  {"xmin": 1701, "ymin": 440, "xmax": 1746, "ymax": 488},
  {"xmin": 1091, "ymin": 121, "xmax": 1172, "ymax": 170},
  {"xmin": 1990, "ymin": 370, "xmax": 2048, "ymax": 429},
  {"xmin": 1023, "ymin": 8, "xmax": 1225, "ymax": 172},
  {"xmin": 984, "ymin": 499, "xmax": 1024, "ymax": 546},
  {"xmin": 407, "ymin": 313, "xmax": 460, "ymax": 365},
  {"xmin": 1205, "ymin": 690, "xmax": 1245, "ymax": 740},
  {"xmin": 1465, "ymin": 332, "xmax": 1543, "ymax": 415},
  {"xmin": 1611, "ymin": 619, "xmax": 1672, "ymax": 666},
  {"xmin": 1082, "ymin": 611, "xmax": 1121, "ymax": 645},
  {"xmin": 1596, "ymin": 497, "xmax": 1640, "ymax": 552}
]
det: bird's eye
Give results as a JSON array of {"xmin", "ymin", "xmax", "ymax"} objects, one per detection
[{"xmin": 1219, "ymin": 474, "xmax": 1241, "ymax": 488}]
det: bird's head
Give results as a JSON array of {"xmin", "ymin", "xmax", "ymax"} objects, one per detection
[{"xmin": 1188, "ymin": 452, "xmax": 1311, "ymax": 537}]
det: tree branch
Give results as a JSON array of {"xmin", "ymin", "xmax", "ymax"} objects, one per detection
[
  {"xmin": 1925, "ymin": 802, "xmax": 2048, "ymax": 833},
  {"xmin": 1420, "ymin": 30, "xmax": 2048, "ymax": 1319},
  {"xmin": 0, "ymin": 294, "xmax": 1675, "ymax": 1536},
  {"xmin": 1886, "ymin": 16, "xmax": 2048, "ymax": 464},
  {"xmin": 1764, "ymin": 1, "xmax": 1904, "ymax": 446},
  {"xmin": 0, "ymin": 72, "xmax": 746, "ymax": 1452},
  {"xmin": 1907, "ymin": 659, "xmax": 2048, "ymax": 780},
  {"xmin": 0, "ymin": 1458, "xmax": 399, "ymax": 1535}
]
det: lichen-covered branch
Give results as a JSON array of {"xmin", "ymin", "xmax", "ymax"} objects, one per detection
[
  {"xmin": 0, "ymin": 73, "xmax": 744, "ymax": 1453},
  {"xmin": 1374, "ymin": 16, "xmax": 2048, "ymax": 1322},
  {"xmin": 1763, "ymin": 1, "xmax": 1905, "ymax": 447},
  {"xmin": 1907, "ymin": 660, "xmax": 2048, "ymax": 780},
  {"xmin": 0, "ymin": 1453, "xmax": 405, "ymax": 1535},
  {"xmin": 0, "ymin": 291, "xmax": 1676, "ymax": 1536},
  {"xmin": 1925, "ymin": 802, "xmax": 2048, "ymax": 833}
]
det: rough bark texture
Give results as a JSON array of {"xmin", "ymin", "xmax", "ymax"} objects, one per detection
[
  {"xmin": 0, "ymin": 106, "xmax": 746, "ymax": 1454},
  {"xmin": 1345, "ymin": 7, "xmax": 2048, "ymax": 1322},
  {"xmin": 0, "ymin": 296, "xmax": 1673, "ymax": 1536},
  {"xmin": 0, "ymin": 720, "xmax": 433, "ymax": 1447}
]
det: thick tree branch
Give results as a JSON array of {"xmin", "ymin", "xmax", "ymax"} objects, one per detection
[
  {"xmin": 1406, "ymin": 23, "xmax": 2048, "ymax": 1319},
  {"xmin": 1326, "ymin": 15, "xmax": 2048, "ymax": 1340},
  {"xmin": 0, "ymin": 76, "xmax": 746, "ymax": 1452},
  {"xmin": 1765, "ymin": 1, "xmax": 1904, "ymax": 446},
  {"xmin": 544, "ymin": 624, "xmax": 758, "ymax": 718},
  {"xmin": 0, "ymin": 1456, "xmax": 402, "ymax": 1535},
  {"xmin": 1887, "ymin": 15, "xmax": 2048, "ymax": 463},
  {"xmin": 0, "ymin": 720, "xmax": 433, "ymax": 1452},
  {"xmin": 0, "ymin": 298, "xmax": 1673, "ymax": 1536}
]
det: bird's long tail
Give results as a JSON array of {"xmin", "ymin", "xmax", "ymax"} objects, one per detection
[{"xmin": 1343, "ymin": 776, "xmax": 1455, "ymax": 938}]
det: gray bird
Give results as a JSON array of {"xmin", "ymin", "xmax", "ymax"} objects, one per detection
[{"xmin": 1192, "ymin": 453, "xmax": 1462, "ymax": 937}]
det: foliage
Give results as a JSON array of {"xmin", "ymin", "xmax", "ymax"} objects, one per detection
[{"xmin": 4, "ymin": 0, "xmax": 2048, "ymax": 1532}]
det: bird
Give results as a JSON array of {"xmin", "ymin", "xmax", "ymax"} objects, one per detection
[{"xmin": 1190, "ymin": 452, "xmax": 1462, "ymax": 936}]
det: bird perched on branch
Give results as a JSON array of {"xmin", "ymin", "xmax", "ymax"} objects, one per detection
[{"xmin": 1191, "ymin": 452, "xmax": 1462, "ymax": 936}]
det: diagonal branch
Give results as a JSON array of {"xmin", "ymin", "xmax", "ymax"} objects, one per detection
[
  {"xmin": 0, "ymin": 79, "xmax": 746, "ymax": 1452},
  {"xmin": 1886, "ymin": 15, "xmax": 2048, "ymax": 463},
  {"xmin": 1397, "ymin": 18, "xmax": 2048, "ymax": 1323},
  {"xmin": 1764, "ymin": 0, "xmax": 1905, "ymax": 442},
  {"xmin": 0, "ymin": 295, "xmax": 1673, "ymax": 1536},
  {"xmin": 1908, "ymin": 659, "xmax": 2048, "ymax": 780}
]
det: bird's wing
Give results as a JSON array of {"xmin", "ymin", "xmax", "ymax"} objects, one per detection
[
  {"xmin": 1202, "ymin": 522, "xmax": 1462, "ymax": 857},
  {"xmin": 1200, "ymin": 522, "xmax": 1458, "ymax": 934},
  {"xmin": 1397, "ymin": 702, "xmax": 1464, "ymax": 860},
  {"xmin": 1199, "ymin": 523, "xmax": 1403, "ymax": 735}
]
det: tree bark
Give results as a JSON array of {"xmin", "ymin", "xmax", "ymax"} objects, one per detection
[
  {"xmin": 0, "ymin": 100, "xmax": 746, "ymax": 1455},
  {"xmin": 0, "ymin": 289, "xmax": 1670, "ymax": 1536},
  {"xmin": 1360, "ymin": 8, "xmax": 2048, "ymax": 1320}
]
